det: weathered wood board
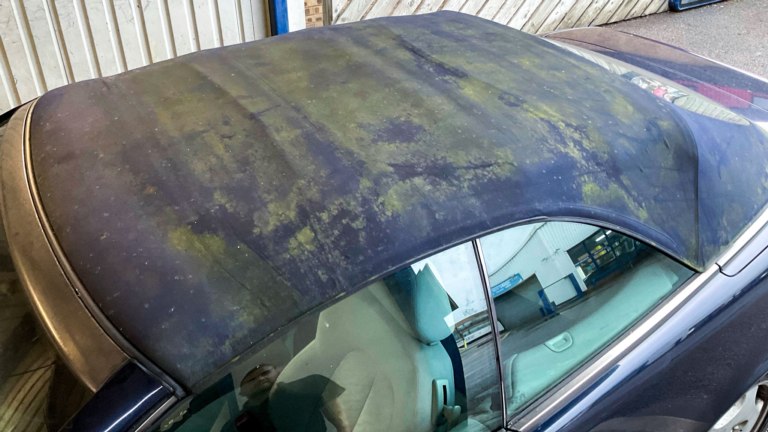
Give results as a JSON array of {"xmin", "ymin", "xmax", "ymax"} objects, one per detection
[{"xmin": 333, "ymin": 0, "xmax": 670, "ymax": 32}]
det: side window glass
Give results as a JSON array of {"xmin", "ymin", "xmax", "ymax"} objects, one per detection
[
  {"xmin": 479, "ymin": 221, "xmax": 693, "ymax": 414},
  {"xmin": 156, "ymin": 242, "xmax": 503, "ymax": 432}
]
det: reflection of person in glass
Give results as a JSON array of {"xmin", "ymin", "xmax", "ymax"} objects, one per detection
[{"xmin": 234, "ymin": 363, "xmax": 351, "ymax": 432}]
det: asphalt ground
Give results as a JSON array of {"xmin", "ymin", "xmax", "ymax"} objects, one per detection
[{"xmin": 606, "ymin": 0, "xmax": 768, "ymax": 80}]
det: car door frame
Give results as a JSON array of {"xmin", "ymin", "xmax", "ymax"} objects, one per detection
[{"xmin": 497, "ymin": 209, "xmax": 768, "ymax": 431}]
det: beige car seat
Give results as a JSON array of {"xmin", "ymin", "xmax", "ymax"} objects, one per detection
[{"xmin": 276, "ymin": 265, "xmax": 457, "ymax": 431}]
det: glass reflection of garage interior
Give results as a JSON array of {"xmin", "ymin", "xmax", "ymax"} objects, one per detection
[
  {"xmin": 158, "ymin": 242, "xmax": 503, "ymax": 432},
  {"xmin": 155, "ymin": 221, "xmax": 693, "ymax": 431},
  {"xmin": 480, "ymin": 222, "xmax": 693, "ymax": 414}
]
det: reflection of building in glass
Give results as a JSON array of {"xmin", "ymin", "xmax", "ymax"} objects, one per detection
[
  {"xmin": 486, "ymin": 222, "xmax": 596, "ymax": 315},
  {"xmin": 304, "ymin": 0, "xmax": 325, "ymax": 27},
  {"xmin": 490, "ymin": 222, "xmax": 692, "ymax": 415},
  {"xmin": 453, "ymin": 312, "xmax": 494, "ymax": 347},
  {"xmin": 484, "ymin": 222, "xmax": 651, "ymax": 329},
  {"xmin": 567, "ymin": 229, "xmax": 649, "ymax": 289}
]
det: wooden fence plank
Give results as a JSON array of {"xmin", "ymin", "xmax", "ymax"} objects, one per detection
[
  {"xmin": 491, "ymin": 0, "xmax": 527, "ymax": 25},
  {"xmin": 440, "ymin": 0, "xmax": 468, "ymax": 12},
  {"xmin": 507, "ymin": 0, "xmax": 542, "ymax": 28},
  {"xmin": 365, "ymin": 0, "xmax": 400, "ymax": 18},
  {"xmin": 523, "ymin": 0, "xmax": 560, "ymax": 33},
  {"xmin": 626, "ymin": 0, "xmax": 652, "ymax": 18},
  {"xmin": 333, "ymin": 0, "xmax": 669, "ymax": 32},
  {"xmin": 392, "ymin": 0, "xmax": 426, "ymax": 16},
  {"xmin": 574, "ymin": 0, "xmax": 610, "ymax": 27},
  {"xmin": 592, "ymin": 0, "xmax": 624, "ymax": 25},
  {"xmin": 537, "ymin": 0, "xmax": 579, "ymax": 33},
  {"xmin": 335, "ymin": 0, "xmax": 374, "ymax": 23},
  {"xmin": 477, "ymin": 0, "xmax": 507, "ymax": 20},
  {"xmin": 557, "ymin": 0, "xmax": 596, "ymax": 30},
  {"xmin": 414, "ymin": 0, "xmax": 444, "ymax": 13},
  {"xmin": 462, "ymin": 0, "xmax": 491, "ymax": 16},
  {"xmin": 331, "ymin": 0, "xmax": 349, "ymax": 21},
  {"xmin": 654, "ymin": 0, "xmax": 670, "ymax": 13},
  {"xmin": 608, "ymin": 0, "xmax": 641, "ymax": 23},
  {"xmin": 643, "ymin": 0, "xmax": 666, "ymax": 15}
]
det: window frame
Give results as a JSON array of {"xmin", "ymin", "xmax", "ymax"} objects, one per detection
[
  {"xmin": 143, "ymin": 216, "xmax": 702, "ymax": 432},
  {"xmin": 472, "ymin": 238, "xmax": 509, "ymax": 427},
  {"xmin": 147, "ymin": 239, "xmax": 507, "ymax": 432},
  {"xmin": 473, "ymin": 218, "xmax": 705, "ymax": 432},
  {"xmin": 506, "ymin": 269, "xmax": 715, "ymax": 431}
]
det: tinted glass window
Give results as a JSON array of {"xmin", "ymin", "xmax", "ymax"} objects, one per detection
[
  {"xmin": 479, "ymin": 221, "xmax": 693, "ymax": 414},
  {"xmin": 156, "ymin": 242, "xmax": 502, "ymax": 432},
  {"xmin": 0, "ymin": 218, "xmax": 93, "ymax": 431}
]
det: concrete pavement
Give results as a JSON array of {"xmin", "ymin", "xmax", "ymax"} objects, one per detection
[{"xmin": 607, "ymin": 0, "xmax": 768, "ymax": 80}]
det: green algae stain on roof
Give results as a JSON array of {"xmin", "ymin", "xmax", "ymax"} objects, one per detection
[{"xmin": 26, "ymin": 12, "xmax": 768, "ymax": 387}]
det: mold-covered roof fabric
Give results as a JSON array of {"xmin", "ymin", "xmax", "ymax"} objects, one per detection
[{"xmin": 28, "ymin": 12, "xmax": 768, "ymax": 387}]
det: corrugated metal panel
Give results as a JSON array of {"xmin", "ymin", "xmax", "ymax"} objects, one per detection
[
  {"xmin": 0, "ymin": 0, "xmax": 269, "ymax": 112},
  {"xmin": 334, "ymin": 0, "xmax": 667, "ymax": 32}
]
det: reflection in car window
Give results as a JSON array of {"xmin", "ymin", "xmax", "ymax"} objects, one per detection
[
  {"xmin": 156, "ymin": 242, "xmax": 502, "ymax": 432},
  {"xmin": 0, "ymin": 216, "xmax": 93, "ymax": 431},
  {"xmin": 548, "ymin": 40, "xmax": 750, "ymax": 125},
  {"xmin": 480, "ymin": 222, "xmax": 693, "ymax": 414}
]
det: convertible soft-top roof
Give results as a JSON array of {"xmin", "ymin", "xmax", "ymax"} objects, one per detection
[{"xmin": 26, "ymin": 12, "xmax": 768, "ymax": 387}]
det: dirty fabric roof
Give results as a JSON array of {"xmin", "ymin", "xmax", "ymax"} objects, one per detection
[{"xmin": 28, "ymin": 12, "xmax": 768, "ymax": 387}]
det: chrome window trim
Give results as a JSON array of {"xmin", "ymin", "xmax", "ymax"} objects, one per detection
[
  {"xmin": 502, "ymin": 208, "xmax": 768, "ymax": 431},
  {"xmin": 717, "ymin": 205, "xmax": 768, "ymax": 269},
  {"xmin": 509, "ymin": 264, "xmax": 718, "ymax": 431},
  {"xmin": 473, "ymin": 238, "xmax": 509, "ymax": 426},
  {"xmin": 134, "ymin": 395, "xmax": 179, "ymax": 432}
]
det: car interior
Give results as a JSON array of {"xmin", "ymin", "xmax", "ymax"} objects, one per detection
[
  {"xmin": 481, "ymin": 223, "xmax": 693, "ymax": 413},
  {"xmin": 161, "ymin": 222, "xmax": 694, "ymax": 432},
  {"xmin": 501, "ymin": 255, "xmax": 689, "ymax": 412},
  {"xmin": 261, "ymin": 262, "xmax": 498, "ymax": 432},
  {"xmin": 164, "ymin": 259, "xmax": 500, "ymax": 432}
]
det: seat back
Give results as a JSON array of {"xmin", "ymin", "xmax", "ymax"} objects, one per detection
[{"xmin": 277, "ymin": 266, "xmax": 456, "ymax": 431}]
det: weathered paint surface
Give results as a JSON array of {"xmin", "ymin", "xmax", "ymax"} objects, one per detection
[{"xmin": 27, "ymin": 12, "xmax": 768, "ymax": 388}]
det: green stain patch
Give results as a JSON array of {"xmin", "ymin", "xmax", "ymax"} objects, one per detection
[
  {"xmin": 169, "ymin": 225, "xmax": 227, "ymax": 257},
  {"xmin": 582, "ymin": 182, "xmax": 649, "ymax": 221},
  {"xmin": 289, "ymin": 226, "xmax": 317, "ymax": 255}
]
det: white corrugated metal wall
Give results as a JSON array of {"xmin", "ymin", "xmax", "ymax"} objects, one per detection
[
  {"xmin": 0, "ymin": 0, "xmax": 270, "ymax": 112},
  {"xmin": 0, "ymin": 0, "xmax": 673, "ymax": 113}
]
